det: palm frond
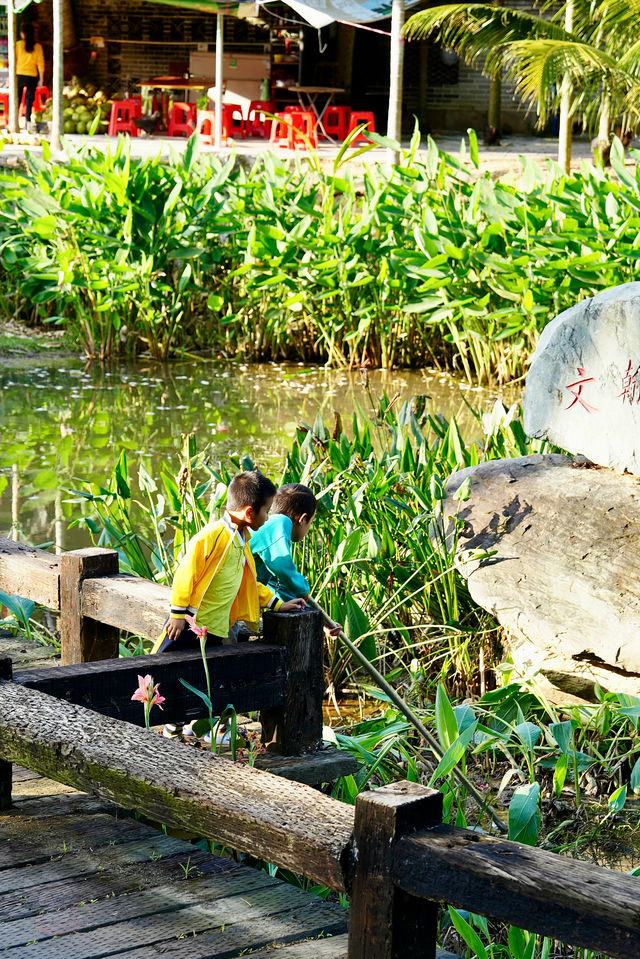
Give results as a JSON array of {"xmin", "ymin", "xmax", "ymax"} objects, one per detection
[
  {"xmin": 403, "ymin": 4, "xmax": 571, "ymax": 75},
  {"xmin": 503, "ymin": 39, "xmax": 634, "ymax": 126}
]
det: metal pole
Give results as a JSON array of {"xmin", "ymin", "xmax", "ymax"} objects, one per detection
[
  {"xmin": 214, "ymin": 12, "xmax": 223, "ymax": 149},
  {"xmin": 7, "ymin": 0, "xmax": 17, "ymax": 133},
  {"xmin": 51, "ymin": 0, "xmax": 63, "ymax": 152},
  {"xmin": 386, "ymin": 0, "xmax": 404, "ymax": 166}
]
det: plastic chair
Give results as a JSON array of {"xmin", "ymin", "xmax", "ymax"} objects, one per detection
[
  {"xmin": 0, "ymin": 92, "xmax": 8, "ymax": 127},
  {"xmin": 167, "ymin": 101, "xmax": 196, "ymax": 137},
  {"xmin": 246, "ymin": 100, "xmax": 275, "ymax": 138},
  {"xmin": 323, "ymin": 105, "xmax": 351, "ymax": 140},
  {"xmin": 108, "ymin": 99, "xmax": 142, "ymax": 137},
  {"xmin": 288, "ymin": 110, "xmax": 318, "ymax": 150},
  {"xmin": 347, "ymin": 110, "xmax": 376, "ymax": 142},
  {"xmin": 269, "ymin": 112, "xmax": 293, "ymax": 149},
  {"xmin": 196, "ymin": 109, "xmax": 229, "ymax": 145},
  {"xmin": 33, "ymin": 85, "xmax": 50, "ymax": 112},
  {"xmin": 224, "ymin": 103, "xmax": 245, "ymax": 139}
]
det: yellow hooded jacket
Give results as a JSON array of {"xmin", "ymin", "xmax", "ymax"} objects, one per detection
[{"xmin": 152, "ymin": 513, "xmax": 282, "ymax": 652}]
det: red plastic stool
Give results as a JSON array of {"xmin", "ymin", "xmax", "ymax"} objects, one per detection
[
  {"xmin": 196, "ymin": 109, "xmax": 230, "ymax": 145},
  {"xmin": 108, "ymin": 99, "xmax": 141, "ymax": 137},
  {"xmin": 269, "ymin": 112, "xmax": 293, "ymax": 149},
  {"xmin": 0, "ymin": 92, "xmax": 8, "ymax": 127},
  {"xmin": 347, "ymin": 110, "xmax": 376, "ymax": 142},
  {"xmin": 167, "ymin": 101, "xmax": 196, "ymax": 137},
  {"xmin": 323, "ymin": 105, "xmax": 351, "ymax": 140},
  {"xmin": 246, "ymin": 100, "xmax": 275, "ymax": 138},
  {"xmin": 223, "ymin": 103, "xmax": 245, "ymax": 138},
  {"xmin": 288, "ymin": 110, "xmax": 318, "ymax": 150}
]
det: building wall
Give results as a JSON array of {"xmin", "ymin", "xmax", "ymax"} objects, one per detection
[{"xmin": 23, "ymin": 0, "xmax": 541, "ymax": 135}]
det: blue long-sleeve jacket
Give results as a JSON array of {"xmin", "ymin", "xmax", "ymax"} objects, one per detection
[{"xmin": 250, "ymin": 514, "xmax": 310, "ymax": 601}]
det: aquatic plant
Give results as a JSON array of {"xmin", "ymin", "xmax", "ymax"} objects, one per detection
[{"xmin": 2, "ymin": 133, "xmax": 640, "ymax": 380}]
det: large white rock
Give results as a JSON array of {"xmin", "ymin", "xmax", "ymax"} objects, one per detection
[{"xmin": 524, "ymin": 283, "xmax": 640, "ymax": 474}]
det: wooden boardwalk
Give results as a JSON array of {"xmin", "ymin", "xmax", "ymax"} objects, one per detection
[{"xmin": 0, "ymin": 767, "xmax": 349, "ymax": 959}]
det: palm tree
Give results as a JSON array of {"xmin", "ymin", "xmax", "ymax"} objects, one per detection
[{"xmin": 403, "ymin": 0, "xmax": 640, "ymax": 172}]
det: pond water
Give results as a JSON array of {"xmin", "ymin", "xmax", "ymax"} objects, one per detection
[{"xmin": 1, "ymin": 354, "xmax": 514, "ymax": 550}]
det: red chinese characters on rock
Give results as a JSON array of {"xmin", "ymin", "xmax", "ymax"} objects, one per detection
[
  {"xmin": 618, "ymin": 360, "xmax": 640, "ymax": 405},
  {"xmin": 565, "ymin": 367, "xmax": 598, "ymax": 413}
]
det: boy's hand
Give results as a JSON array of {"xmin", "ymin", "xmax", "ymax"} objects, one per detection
[
  {"xmin": 165, "ymin": 617, "xmax": 186, "ymax": 641},
  {"xmin": 324, "ymin": 620, "xmax": 342, "ymax": 638},
  {"xmin": 280, "ymin": 598, "xmax": 307, "ymax": 612}
]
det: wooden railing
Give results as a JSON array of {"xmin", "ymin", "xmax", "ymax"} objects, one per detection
[{"xmin": 1, "ymin": 538, "xmax": 639, "ymax": 958}]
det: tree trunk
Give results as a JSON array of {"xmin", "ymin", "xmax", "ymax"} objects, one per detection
[
  {"xmin": 7, "ymin": 1, "xmax": 17, "ymax": 134},
  {"xmin": 488, "ymin": 71, "xmax": 501, "ymax": 136},
  {"xmin": 214, "ymin": 13, "xmax": 224, "ymax": 148},
  {"xmin": 387, "ymin": 0, "xmax": 405, "ymax": 165},
  {"xmin": 51, "ymin": 0, "xmax": 64, "ymax": 152},
  {"xmin": 592, "ymin": 95, "xmax": 611, "ymax": 163},
  {"xmin": 557, "ymin": 0, "xmax": 574, "ymax": 173}
]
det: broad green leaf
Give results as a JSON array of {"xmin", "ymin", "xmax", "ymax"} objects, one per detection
[{"xmin": 508, "ymin": 783, "xmax": 540, "ymax": 846}]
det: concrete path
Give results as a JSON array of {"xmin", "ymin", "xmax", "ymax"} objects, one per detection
[{"xmin": 0, "ymin": 130, "xmax": 603, "ymax": 178}]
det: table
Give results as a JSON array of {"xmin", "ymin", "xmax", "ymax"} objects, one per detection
[
  {"xmin": 286, "ymin": 85, "xmax": 345, "ymax": 141},
  {"xmin": 138, "ymin": 76, "xmax": 215, "ymax": 129}
]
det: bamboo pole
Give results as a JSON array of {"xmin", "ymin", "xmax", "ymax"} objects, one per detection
[{"xmin": 307, "ymin": 597, "xmax": 508, "ymax": 834}]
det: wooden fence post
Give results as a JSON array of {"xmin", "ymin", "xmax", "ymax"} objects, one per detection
[
  {"xmin": 0, "ymin": 657, "xmax": 12, "ymax": 810},
  {"xmin": 348, "ymin": 782, "xmax": 442, "ymax": 959},
  {"xmin": 260, "ymin": 608, "xmax": 324, "ymax": 755},
  {"xmin": 60, "ymin": 548, "xmax": 119, "ymax": 665}
]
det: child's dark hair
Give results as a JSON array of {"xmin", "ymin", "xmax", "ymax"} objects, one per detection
[
  {"xmin": 227, "ymin": 471, "xmax": 276, "ymax": 512},
  {"xmin": 21, "ymin": 22, "xmax": 35, "ymax": 52},
  {"xmin": 272, "ymin": 483, "xmax": 317, "ymax": 520}
]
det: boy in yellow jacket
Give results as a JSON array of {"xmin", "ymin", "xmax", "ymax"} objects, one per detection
[{"xmin": 153, "ymin": 470, "xmax": 305, "ymax": 654}]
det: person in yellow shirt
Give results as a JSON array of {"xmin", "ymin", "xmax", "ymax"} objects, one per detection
[
  {"xmin": 16, "ymin": 23, "xmax": 44, "ymax": 124},
  {"xmin": 153, "ymin": 470, "xmax": 305, "ymax": 654}
]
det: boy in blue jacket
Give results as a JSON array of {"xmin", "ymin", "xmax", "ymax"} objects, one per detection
[{"xmin": 251, "ymin": 483, "xmax": 341, "ymax": 635}]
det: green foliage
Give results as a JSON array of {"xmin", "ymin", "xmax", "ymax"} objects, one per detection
[{"xmin": 5, "ymin": 136, "xmax": 640, "ymax": 380}]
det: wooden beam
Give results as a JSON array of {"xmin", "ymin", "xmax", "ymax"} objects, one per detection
[
  {"xmin": 15, "ymin": 644, "xmax": 287, "ymax": 726},
  {"xmin": 60, "ymin": 549, "xmax": 120, "ymax": 664},
  {"xmin": 260, "ymin": 609, "xmax": 324, "ymax": 755},
  {"xmin": 0, "ymin": 538, "xmax": 60, "ymax": 610},
  {"xmin": 0, "ymin": 658, "xmax": 11, "ymax": 810},
  {"xmin": 349, "ymin": 783, "xmax": 442, "ymax": 959},
  {"xmin": 393, "ymin": 826, "xmax": 640, "ymax": 959},
  {"xmin": 0, "ymin": 680, "xmax": 355, "ymax": 891},
  {"xmin": 81, "ymin": 573, "xmax": 169, "ymax": 640}
]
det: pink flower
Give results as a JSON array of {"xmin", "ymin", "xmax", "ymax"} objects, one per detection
[
  {"xmin": 131, "ymin": 675, "xmax": 165, "ymax": 729},
  {"xmin": 185, "ymin": 614, "xmax": 207, "ymax": 641}
]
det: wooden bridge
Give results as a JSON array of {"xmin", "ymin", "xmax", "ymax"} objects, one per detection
[{"xmin": 1, "ymin": 537, "xmax": 640, "ymax": 958}]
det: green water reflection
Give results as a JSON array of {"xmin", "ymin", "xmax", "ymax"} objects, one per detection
[{"xmin": 1, "ymin": 356, "xmax": 512, "ymax": 550}]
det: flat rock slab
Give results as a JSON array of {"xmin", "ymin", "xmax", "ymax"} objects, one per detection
[
  {"xmin": 444, "ymin": 454, "xmax": 640, "ymax": 700},
  {"xmin": 524, "ymin": 282, "xmax": 640, "ymax": 475}
]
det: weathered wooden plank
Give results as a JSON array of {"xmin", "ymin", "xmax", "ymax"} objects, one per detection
[
  {"xmin": 15, "ymin": 644, "xmax": 287, "ymax": 724},
  {"xmin": 0, "ymin": 849, "xmax": 240, "ymax": 922},
  {"xmin": 0, "ymin": 658, "xmax": 11, "ymax": 810},
  {"xmin": 260, "ymin": 609, "xmax": 325, "ymax": 754},
  {"xmin": 0, "ymin": 881, "xmax": 348, "ymax": 958},
  {"xmin": 254, "ymin": 746, "xmax": 359, "ymax": 785},
  {"xmin": 1, "ymin": 873, "xmax": 344, "ymax": 950},
  {"xmin": 349, "ymin": 782, "xmax": 442, "ymax": 959},
  {"xmin": 60, "ymin": 549, "xmax": 120, "ymax": 664},
  {"xmin": 0, "ymin": 538, "xmax": 60, "ymax": 609},
  {"xmin": 0, "ymin": 680, "xmax": 355, "ymax": 891},
  {"xmin": 394, "ymin": 826, "xmax": 640, "ymax": 959},
  {"xmin": 0, "ymin": 834, "xmax": 192, "ymax": 894},
  {"xmin": 81, "ymin": 573, "xmax": 170, "ymax": 640}
]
